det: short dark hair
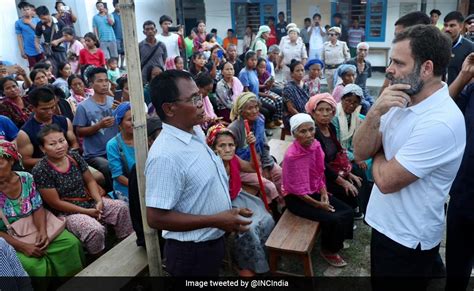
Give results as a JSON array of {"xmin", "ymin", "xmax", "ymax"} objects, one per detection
[
  {"xmin": 96, "ymin": 1, "xmax": 107, "ymax": 8},
  {"xmin": 194, "ymin": 72, "xmax": 213, "ymax": 88},
  {"xmin": 394, "ymin": 11, "xmax": 430, "ymax": 28},
  {"xmin": 33, "ymin": 62, "xmax": 51, "ymax": 71},
  {"xmin": 28, "ymin": 86, "xmax": 55, "ymax": 107},
  {"xmin": 278, "ymin": 11, "xmax": 285, "ymax": 16},
  {"xmin": 87, "ymin": 67, "xmax": 108, "ymax": 83},
  {"xmin": 107, "ymin": 57, "xmax": 118, "ymax": 65},
  {"xmin": 150, "ymin": 70, "xmax": 194, "ymax": 120},
  {"xmin": 393, "ymin": 24, "xmax": 451, "ymax": 77},
  {"xmin": 304, "ymin": 17, "xmax": 311, "ymax": 23},
  {"xmin": 268, "ymin": 16, "xmax": 275, "ymax": 22},
  {"xmin": 37, "ymin": 123, "xmax": 64, "ymax": 146},
  {"xmin": 313, "ymin": 13, "xmax": 321, "ymax": 19},
  {"xmin": 146, "ymin": 65, "xmax": 164, "ymax": 83},
  {"xmin": 289, "ymin": 59, "xmax": 303, "ymax": 73},
  {"xmin": 113, "ymin": 0, "xmax": 119, "ymax": 6},
  {"xmin": 333, "ymin": 13, "xmax": 343, "ymax": 19},
  {"xmin": 51, "ymin": 85, "xmax": 66, "ymax": 100},
  {"xmin": 18, "ymin": 1, "xmax": 35, "ymax": 9},
  {"xmin": 0, "ymin": 77, "xmax": 18, "ymax": 94},
  {"xmin": 430, "ymin": 9, "xmax": 441, "ymax": 16},
  {"xmin": 245, "ymin": 50, "xmax": 257, "ymax": 62},
  {"xmin": 210, "ymin": 28, "xmax": 217, "ymax": 34},
  {"xmin": 55, "ymin": 1, "xmax": 66, "ymax": 10},
  {"xmin": 62, "ymin": 27, "xmax": 75, "ymax": 36},
  {"xmin": 159, "ymin": 15, "xmax": 173, "ymax": 25},
  {"xmin": 444, "ymin": 11, "xmax": 464, "ymax": 24},
  {"xmin": 227, "ymin": 28, "xmax": 234, "ymax": 33},
  {"xmin": 143, "ymin": 20, "xmax": 156, "ymax": 30},
  {"xmin": 116, "ymin": 75, "xmax": 127, "ymax": 90},
  {"xmin": 29, "ymin": 69, "xmax": 48, "ymax": 82},
  {"xmin": 67, "ymin": 74, "xmax": 86, "ymax": 88},
  {"xmin": 84, "ymin": 32, "xmax": 100, "ymax": 48},
  {"xmin": 35, "ymin": 6, "xmax": 50, "ymax": 17}
]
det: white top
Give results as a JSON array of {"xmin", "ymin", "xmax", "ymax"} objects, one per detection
[
  {"xmin": 365, "ymin": 84, "xmax": 466, "ymax": 250},
  {"xmin": 308, "ymin": 26, "xmax": 326, "ymax": 51},
  {"xmin": 145, "ymin": 123, "xmax": 232, "ymax": 242},
  {"xmin": 156, "ymin": 33, "xmax": 180, "ymax": 59},
  {"xmin": 322, "ymin": 40, "xmax": 350, "ymax": 65}
]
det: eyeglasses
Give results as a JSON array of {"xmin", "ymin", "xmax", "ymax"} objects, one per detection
[{"xmin": 175, "ymin": 93, "xmax": 203, "ymax": 107}]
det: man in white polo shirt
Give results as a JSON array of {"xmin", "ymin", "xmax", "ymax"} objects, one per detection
[{"xmin": 353, "ymin": 25, "xmax": 466, "ymax": 291}]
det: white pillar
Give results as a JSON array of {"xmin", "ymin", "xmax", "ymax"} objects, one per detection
[{"xmin": 1, "ymin": 0, "xmax": 27, "ymax": 67}]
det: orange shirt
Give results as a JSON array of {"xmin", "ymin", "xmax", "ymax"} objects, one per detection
[{"xmin": 223, "ymin": 37, "xmax": 238, "ymax": 49}]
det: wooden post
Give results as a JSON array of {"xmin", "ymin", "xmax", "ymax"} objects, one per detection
[{"xmin": 119, "ymin": 0, "xmax": 163, "ymax": 276}]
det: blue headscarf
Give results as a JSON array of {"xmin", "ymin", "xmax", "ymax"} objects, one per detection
[
  {"xmin": 304, "ymin": 59, "xmax": 324, "ymax": 71},
  {"xmin": 113, "ymin": 102, "xmax": 131, "ymax": 125}
]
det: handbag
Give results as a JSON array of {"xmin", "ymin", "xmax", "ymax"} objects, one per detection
[
  {"xmin": 0, "ymin": 208, "xmax": 65, "ymax": 244},
  {"xmin": 329, "ymin": 150, "xmax": 352, "ymax": 178}
]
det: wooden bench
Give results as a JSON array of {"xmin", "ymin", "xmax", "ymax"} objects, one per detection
[
  {"xmin": 59, "ymin": 233, "xmax": 148, "ymax": 290},
  {"xmin": 265, "ymin": 210, "xmax": 320, "ymax": 276}
]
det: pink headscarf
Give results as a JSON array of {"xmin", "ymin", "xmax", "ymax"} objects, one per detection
[{"xmin": 305, "ymin": 93, "xmax": 337, "ymax": 114}]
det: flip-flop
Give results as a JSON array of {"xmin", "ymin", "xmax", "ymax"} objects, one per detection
[{"xmin": 320, "ymin": 251, "xmax": 347, "ymax": 268}]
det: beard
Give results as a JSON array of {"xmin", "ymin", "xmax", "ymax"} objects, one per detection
[{"xmin": 386, "ymin": 63, "xmax": 424, "ymax": 97}]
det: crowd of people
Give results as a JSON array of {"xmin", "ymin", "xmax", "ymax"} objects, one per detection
[{"xmin": 0, "ymin": 1, "xmax": 473, "ymax": 290}]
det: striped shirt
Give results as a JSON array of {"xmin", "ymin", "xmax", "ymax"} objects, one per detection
[
  {"xmin": 92, "ymin": 14, "xmax": 116, "ymax": 41},
  {"xmin": 0, "ymin": 238, "xmax": 29, "ymax": 277},
  {"xmin": 347, "ymin": 28, "xmax": 365, "ymax": 48},
  {"xmin": 145, "ymin": 123, "xmax": 232, "ymax": 242}
]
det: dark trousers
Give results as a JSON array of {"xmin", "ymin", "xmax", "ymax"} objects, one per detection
[
  {"xmin": 445, "ymin": 202, "xmax": 474, "ymax": 291},
  {"xmin": 164, "ymin": 237, "xmax": 225, "ymax": 276},
  {"xmin": 371, "ymin": 228, "xmax": 440, "ymax": 291},
  {"xmin": 285, "ymin": 193, "xmax": 353, "ymax": 253},
  {"xmin": 326, "ymin": 166, "xmax": 368, "ymax": 210},
  {"xmin": 85, "ymin": 155, "xmax": 113, "ymax": 193},
  {"xmin": 259, "ymin": 101, "xmax": 276, "ymax": 124}
]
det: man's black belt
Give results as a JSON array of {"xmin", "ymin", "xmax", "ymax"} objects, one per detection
[{"xmin": 326, "ymin": 64, "xmax": 342, "ymax": 69}]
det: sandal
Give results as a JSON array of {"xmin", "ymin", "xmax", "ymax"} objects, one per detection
[{"xmin": 320, "ymin": 251, "xmax": 347, "ymax": 268}]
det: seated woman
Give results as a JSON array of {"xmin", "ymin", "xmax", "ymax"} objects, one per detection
[
  {"xmin": 282, "ymin": 60, "xmax": 310, "ymax": 130},
  {"xmin": 215, "ymin": 62, "xmax": 243, "ymax": 123},
  {"xmin": 206, "ymin": 124, "xmax": 274, "ymax": 277},
  {"xmin": 228, "ymin": 92, "xmax": 283, "ymax": 213},
  {"xmin": 195, "ymin": 73, "xmax": 219, "ymax": 128},
  {"xmin": 331, "ymin": 64, "xmax": 356, "ymax": 103},
  {"xmin": 256, "ymin": 58, "xmax": 283, "ymax": 128},
  {"xmin": 0, "ymin": 77, "xmax": 32, "ymax": 128},
  {"xmin": 282, "ymin": 113, "xmax": 353, "ymax": 267},
  {"xmin": 0, "ymin": 140, "xmax": 84, "ymax": 277},
  {"xmin": 106, "ymin": 102, "xmax": 135, "ymax": 202},
  {"xmin": 189, "ymin": 52, "xmax": 209, "ymax": 78},
  {"xmin": 31, "ymin": 124, "xmax": 133, "ymax": 256},
  {"xmin": 306, "ymin": 93, "xmax": 365, "ymax": 219},
  {"xmin": 67, "ymin": 74, "xmax": 93, "ymax": 115},
  {"xmin": 303, "ymin": 59, "xmax": 323, "ymax": 96}
]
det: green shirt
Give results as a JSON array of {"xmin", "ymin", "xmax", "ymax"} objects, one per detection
[{"xmin": 185, "ymin": 37, "xmax": 194, "ymax": 59}]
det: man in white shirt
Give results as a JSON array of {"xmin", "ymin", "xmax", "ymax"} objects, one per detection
[
  {"xmin": 145, "ymin": 70, "xmax": 251, "ymax": 276},
  {"xmin": 353, "ymin": 25, "xmax": 466, "ymax": 291},
  {"xmin": 308, "ymin": 13, "xmax": 326, "ymax": 60},
  {"xmin": 156, "ymin": 15, "xmax": 183, "ymax": 61}
]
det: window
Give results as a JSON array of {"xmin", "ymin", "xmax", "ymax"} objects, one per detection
[
  {"xmin": 231, "ymin": 0, "xmax": 277, "ymax": 39},
  {"xmin": 331, "ymin": 0, "xmax": 387, "ymax": 42}
]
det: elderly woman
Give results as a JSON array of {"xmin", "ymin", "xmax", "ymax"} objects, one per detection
[
  {"xmin": 32, "ymin": 124, "xmax": 133, "ymax": 256},
  {"xmin": 0, "ymin": 140, "xmax": 84, "ymax": 277},
  {"xmin": 67, "ymin": 74, "xmax": 93, "ymax": 114},
  {"xmin": 106, "ymin": 102, "xmax": 136, "ymax": 202},
  {"xmin": 332, "ymin": 64, "xmax": 357, "ymax": 102},
  {"xmin": 283, "ymin": 113, "xmax": 353, "ymax": 267},
  {"xmin": 0, "ymin": 77, "xmax": 32, "ymax": 128},
  {"xmin": 282, "ymin": 60, "xmax": 310, "ymax": 129},
  {"xmin": 253, "ymin": 25, "xmax": 271, "ymax": 59},
  {"xmin": 304, "ymin": 59, "xmax": 324, "ymax": 96},
  {"xmin": 306, "ymin": 93, "xmax": 364, "ymax": 219},
  {"xmin": 322, "ymin": 27, "xmax": 351, "ymax": 93},
  {"xmin": 228, "ymin": 92, "xmax": 283, "ymax": 211},
  {"xmin": 278, "ymin": 26, "xmax": 308, "ymax": 81},
  {"xmin": 215, "ymin": 62, "xmax": 244, "ymax": 122},
  {"xmin": 206, "ymin": 124, "xmax": 274, "ymax": 277}
]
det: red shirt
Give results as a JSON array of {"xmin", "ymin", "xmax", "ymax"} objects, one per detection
[
  {"xmin": 267, "ymin": 25, "xmax": 277, "ymax": 47},
  {"xmin": 79, "ymin": 48, "xmax": 106, "ymax": 67}
]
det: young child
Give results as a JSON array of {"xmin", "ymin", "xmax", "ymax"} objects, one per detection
[
  {"xmin": 107, "ymin": 57, "xmax": 121, "ymax": 85},
  {"xmin": 303, "ymin": 59, "xmax": 323, "ymax": 96},
  {"xmin": 79, "ymin": 32, "xmax": 106, "ymax": 70},
  {"xmin": 332, "ymin": 64, "xmax": 356, "ymax": 102},
  {"xmin": 53, "ymin": 62, "xmax": 72, "ymax": 98},
  {"xmin": 174, "ymin": 56, "xmax": 184, "ymax": 71},
  {"xmin": 62, "ymin": 27, "xmax": 84, "ymax": 75},
  {"xmin": 256, "ymin": 58, "xmax": 283, "ymax": 128}
]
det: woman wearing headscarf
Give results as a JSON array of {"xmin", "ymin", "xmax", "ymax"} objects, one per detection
[
  {"xmin": 278, "ymin": 26, "xmax": 308, "ymax": 81},
  {"xmin": 253, "ymin": 25, "xmax": 271, "ymax": 59},
  {"xmin": 306, "ymin": 93, "xmax": 365, "ymax": 219},
  {"xmin": 283, "ymin": 113, "xmax": 353, "ymax": 267},
  {"xmin": 106, "ymin": 102, "xmax": 135, "ymax": 202},
  {"xmin": 304, "ymin": 59, "xmax": 324, "ymax": 96},
  {"xmin": 32, "ymin": 124, "xmax": 133, "ymax": 257},
  {"xmin": 227, "ymin": 92, "xmax": 283, "ymax": 213},
  {"xmin": 206, "ymin": 124, "xmax": 274, "ymax": 277},
  {"xmin": 321, "ymin": 27, "xmax": 351, "ymax": 93},
  {"xmin": 332, "ymin": 64, "xmax": 357, "ymax": 102},
  {"xmin": 0, "ymin": 139, "xmax": 84, "ymax": 277}
]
